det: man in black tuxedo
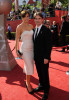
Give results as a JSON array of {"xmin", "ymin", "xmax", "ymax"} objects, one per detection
[
  {"xmin": 51, "ymin": 21, "xmax": 59, "ymax": 47},
  {"xmin": 60, "ymin": 15, "xmax": 69, "ymax": 52},
  {"xmin": 33, "ymin": 12, "xmax": 52, "ymax": 100}
]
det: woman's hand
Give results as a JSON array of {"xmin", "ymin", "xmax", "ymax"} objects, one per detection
[{"xmin": 16, "ymin": 51, "xmax": 21, "ymax": 57}]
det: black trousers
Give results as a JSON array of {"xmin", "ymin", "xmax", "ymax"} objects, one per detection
[
  {"xmin": 52, "ymin": 34, "xmax": 59, "ymax": 47},
  {"xmin": 61, "ymin": 35, "xmax": 66, "ymax": 51},
  {"xmin": 8, "ymin": 31, "xmax": 11, "ymax": 40},
  {"xmin": 35, "ymin": 60, "xmax": 50, "ymax": 93}
]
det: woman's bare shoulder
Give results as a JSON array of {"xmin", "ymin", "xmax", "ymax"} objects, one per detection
[
  {"xmin": 16, "ymin": 23, "xmax": 22, "ymax": 30},
  {"xmin": 16, "ymin": 24, "xmax": 23, "ymax": 34}
]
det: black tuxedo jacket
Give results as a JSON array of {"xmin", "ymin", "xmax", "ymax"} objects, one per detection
[
  {"xmin": 51, "ymin": 24, "xmax": 58, "ymax": 35},
  {"xmin": 33, "ymin": 25, "xmax": 52, "ymax": 62},
  {"xmin": 60, "ymin": 21, "xmax": 69, "ymax": 35}
]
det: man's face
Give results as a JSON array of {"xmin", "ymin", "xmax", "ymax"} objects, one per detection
[
  {"xmin": 34, "ymin": 15, "xmax": 43, "ymax": 27},
  {"xmin": 61, "ymin": 18, "xmax": 64, "ymax": 22},
  {"xmin": 53, "ymin": 21, "xmax": 56, "ymax": 25}
]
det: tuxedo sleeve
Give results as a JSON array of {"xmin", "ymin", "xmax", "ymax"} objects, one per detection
[
  {"xmin": 60, "ymin": 22, "xmax": 64, "ymax": 35},
  {"xmin": 44, "ymin": 28, "xmax": 52, "ymax": 60},
  {"xmin": 60, "ymin": 21, "xmax": 68, "ymax": 35}
]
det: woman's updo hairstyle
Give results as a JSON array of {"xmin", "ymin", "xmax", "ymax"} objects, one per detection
[{"xmin": 21, "ymin": 10, "xmax": 30, "ymax": 18}]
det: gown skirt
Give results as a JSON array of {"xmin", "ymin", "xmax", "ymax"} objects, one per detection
[{"xmin": 20, "ymin": 30, "xmax": 34, "ymax": 75}]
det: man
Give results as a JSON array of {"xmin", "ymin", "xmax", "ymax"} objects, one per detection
[
  {"xmin": 55, "ymin": 0, "xmax": 61, "ymax": 10},
  {"xmin": 60, "ymin": 15, "xmax": 69, "ymax": 52},
  {"xmin": 51, "ymin": 21, "xmax": 59, "ymax": 47},
  {"xmin": 7, "ymin": 24, "xmax": 12, "ymax": 40},
  {"xmin": 33, "ymin": 12, "xmax": 52, "ymax": 100},
  {"xmin": 33, "ymin": 5, "xmax": 37, "ymax": 14},
  {"xmin": 44, "ymin": 20, "xmax": 51, "ymax": 29}
]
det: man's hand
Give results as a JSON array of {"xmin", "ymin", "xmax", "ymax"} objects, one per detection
[{"xmin": 44, "ymin": 59, "xmax": 49, "ymax": 64}]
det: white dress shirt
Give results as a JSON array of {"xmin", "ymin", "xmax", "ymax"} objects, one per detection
[{"xmin": 34, "ymin": 24, "xmax": 42, "ymax": 39}]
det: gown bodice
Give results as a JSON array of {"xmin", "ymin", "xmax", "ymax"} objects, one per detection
[{"xmin": 20, "ymin": 30, "xmax": 33, "ymax": 52}]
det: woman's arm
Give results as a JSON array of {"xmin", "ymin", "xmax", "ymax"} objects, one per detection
[{"xmin": 15, "ymin": 25, "xmax": 21, "ymax": 55}]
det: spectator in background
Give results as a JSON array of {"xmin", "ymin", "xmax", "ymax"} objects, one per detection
[
  {"xmin": 40, "ymin": 9, "xmax": 45, "ymax": 18},
  {"xmin": 55, "ymin": 0, "xmax": 62, "ymax": 10},
  {"xmin": 7, "ymin": 24, "xmax": 12, "ymax": 40},
  {"xmin": 60, "ymin": 15, "xmax": 69, "ymax": 52},
  {"xmin": 33, "ymin": 5, "xmax": 37, "ymax": 14},
  {"xmin": 10, "ymin": 10, "xmax": 14, "ymax": 17},
  {"xmin": 48, "ymin": 3, "xmax": 54, "ymax": 17},
  {"xmin": 51, "ymin": 21, "xmax": 59, "ymax": 47},
  {"xmin": 66, "ymin": 15, "xmax": 69, "ymax": 50},
  {"xmin": 30, "ymin": 10, "xmax": 34, "ymax": 19},
  {"xmin": 30, "ymin": 8, "xmax": 38, "ymax": 19},
  {"xmin": 44, "ymin": 20, "xmax": 51, "ymax": 29},
  {"xmin": 40, "ymin": 4, "xmax": 45, "ymax": 12},
  {"xmin": 40, "ymin": 4, "xmax": 45, "ymax": 18}
]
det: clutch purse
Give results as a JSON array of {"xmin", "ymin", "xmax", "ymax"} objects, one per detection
[{"xmin": 17, "ymin": 50, "xmax": 23, "ymax": 56}]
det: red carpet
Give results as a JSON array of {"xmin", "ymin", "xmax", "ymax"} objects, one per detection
[{"xmin": 0, "ymin": 40, "xmax": 69, "ymax": 100}]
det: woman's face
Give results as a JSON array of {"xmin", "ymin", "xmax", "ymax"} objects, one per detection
[{"xmin": 22, "ymin": 13, "xmax": 29, "ymax": 23}]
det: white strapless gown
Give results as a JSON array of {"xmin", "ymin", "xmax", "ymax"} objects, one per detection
[{"xmin": 20, "ymin": 30, "xmax": 34, "ymax": 75}]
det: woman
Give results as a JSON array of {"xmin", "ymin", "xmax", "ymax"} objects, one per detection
[{"xmin": 15, "ymin": 10, "xmax": 34, "ymax": 94}]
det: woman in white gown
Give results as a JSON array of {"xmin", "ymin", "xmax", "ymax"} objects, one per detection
[{"xmin": 15, "ymin": 10, "xmax": 34, "ymax": 94}]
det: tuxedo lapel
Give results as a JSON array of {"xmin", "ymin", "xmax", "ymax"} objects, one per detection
[
  {"xmin": 33, "ymin": 28, "xmax": 36, "ymax": 41},
  {"xmin": 34, "ymin": 25, "xmax": 44, "ymax": 41},
  {"xmin": 36, "ymin": 25, "xmax": 43, "ymax": 38}
]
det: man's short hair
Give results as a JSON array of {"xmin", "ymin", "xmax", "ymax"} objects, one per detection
[
  {"xmin": 34, "ymin": 12, "xmax": 43, "ymax": 19},
  {"xmin": 61, "ymin": 15, "xmax": 67, "ymax": 20}
]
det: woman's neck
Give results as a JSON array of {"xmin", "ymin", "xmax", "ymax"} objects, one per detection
[{"xmin": 22, "ymin": 22, "xmax": 28, "ymax": 26}]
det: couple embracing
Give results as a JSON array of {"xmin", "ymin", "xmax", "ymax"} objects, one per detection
[{"xmin": 15, "ymin": 10, "xmax": 52, "ymax": 100}]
